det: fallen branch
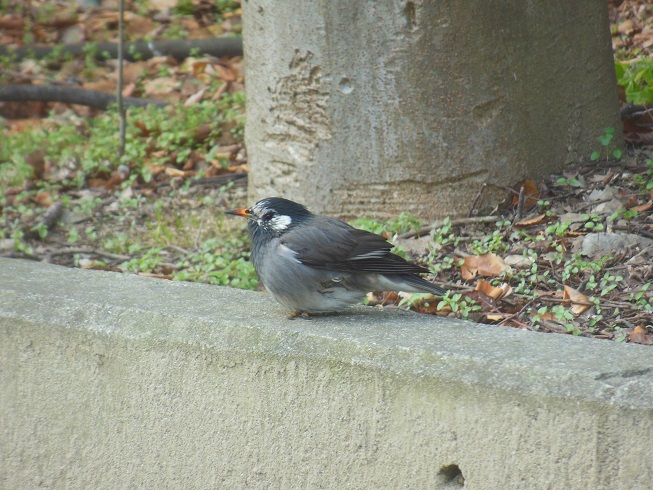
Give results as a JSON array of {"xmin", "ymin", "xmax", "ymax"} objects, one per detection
[
  {"xmin": 0, "ymin": 84, "xmax": 167, "ymax": 110},
  {"xmin": 46, "ymin": 247, "xmax": 132, "ymax": 261},
  {"xmin": 0, "ymin": 37, "xmax": 243, "ymax": 62},
  {"xmin": 620, "ymin": 103, "xmax": 653, "ymax": 118},
  {"xmin": 152, "ymin": 172, "xmax": 247, "ymax": 189}
]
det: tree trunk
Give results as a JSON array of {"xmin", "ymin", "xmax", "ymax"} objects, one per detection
[{"xmin": 243, "ymin": 0, "xmax": 621, "ymax": 220}]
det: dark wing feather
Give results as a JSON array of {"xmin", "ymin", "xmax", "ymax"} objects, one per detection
[{"xmin": 281, "ymin": 216, "xmax": 429, "ymax": 274}]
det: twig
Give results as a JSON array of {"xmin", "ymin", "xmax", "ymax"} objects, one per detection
[
  {"xmin": 167, "ymin": 244, "xmax": 190, "ymax": 255},
  {"xmin": 396, "ymin": 215, "xmax": 500, "ymax": 240},
  {"xmin": 537, "ymin": 296, "xmax": 595, "ymax": 307},
  {"xmin": 620, "ymin": 103, "xmax": 653, "ymax": 118},
  {"xmin": 46, "ymin": 248, "xmax": 132, "ymax": 261},
  {"xmin": 498, "ymin": 295, "xmax": 540, "ymax": 326},
  {"xmin": 629, "ymin": 245, "xmax": 653, "ymax": 261},
  {"xmin": 613, "ymin": 223, "xmax": 653, "ymax": 240},
  {"xmin": 467, "ymin": 183, "xmax": 486, "ymax": 217},
  {"xmin": 516, "ymin": 185, "xmax": 525, "ymax": 219},
  {"xmin": 150, "ymin": 172, "xmax": 247, "ymax": 189},
  {"xmin": 194, "ymin": 220, "xmax": 205, "ymax": 250},
  {"xmin": 574, "ymin": 198, "xmax": 614, "ymax": 211}
]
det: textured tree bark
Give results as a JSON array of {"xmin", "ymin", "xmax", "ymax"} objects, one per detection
[{"xmin": 243, "ymin": 0, "xmax": 621, "ymax": 220}]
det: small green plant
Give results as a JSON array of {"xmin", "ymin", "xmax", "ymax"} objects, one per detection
[
  {"xmin": 9, "ymin": 228, "xmax": 33, "ymax": 255},
  {"xmin": 587, "ymin": 297, "xmax": 603, "ymax": 328},
  {"xmin": 67, "ymin": 227, "xmax": 80, "ymax": 244},
  {"xmin": 42, "ymin": 43, "xmax": 73, "ymax": 68},
  {"xmin": 613, "ymin": 326, "xmax": 628, "ymax": 343},
  {"xmin": 615, "ymin": 59, "xmax": 653, "ymax": 105},
  {"xmin": 351, "ymin": 212, "xmax": 423, "ymax": 237},
  {"xmin": 435, "ymin": 293, "xmax": 481, "ymax": 319},
  {"xmin": 82, "ymin": 43, "xmax": 99, "ymax": 78},
  {"xmin": 430, "ymin": 217, "xmax": 458, "ymax": 245},
  {"xmin": 545, "ymin": 220, "xmax": 571, "ymax": 237},
  {"xmin": 173, "ymin": 237, "xmax": 258, "ymax": 289},
  {"xmin": 532, "ymin": 305, "xmax": 581, "ymax": 335},
  {"xmin": 630, "ymin": 283, "xmax": 653, "ymax": 312},
  {"xmin": 555, "ymin": 176, "xmax": 584, "ymax": 188},
  {"xmin": 590, "ymin": 127, "xmax": 622, "ymax": 161},
  {"xmin": 427, "ymin": 255, "xmax": 456, "ymax": 275},
  {"xmin": 552, "ymin": 304, "xmax": 581, "ymax": 335},
  {"xmin": 30, "ymin": 221, "xmax": 48, "ymax": 240},
  {"xmin": 132, "ymin": 0, "xmax": 150, "ymax": 16},
  {"xmin": 471, "ymin": 223, "xmax": 510, "ymax": 255},
  {"xmin": 582, "ymin": 213, "xmax": 605, "ymax": 231},
  {"xmin": 104, "ymin": 233, "xmax": 130, "ymax": 254},
  {"xmin": 397, "ymin": 292, "xmax": 432, "ymax": 310},
  {"xmin": 127, "ymin": 44, "xmax": 144, "ymax": 61},
  {"xmin": 156, "ymin": 64, "xmax": 173, "ymax": 78},
  {"xmin": 609, "ymin": 207, "xmax": 639, "ymax": 223},
  {"xmin": 165, "ymin": 23, "xmax": 189, "ymax": 40},
  {"xmin": 85, "ymin": 225, "xmax": 98, "ymax": 241},
  {"xmin": 598, "ymin": 272, "xmax": 623, "ymax": 296},
  {"xmin": 173, "ymin": 0, "xmax": 195, "ymax": 15},
  {"xmin": 122, "ymin": 247, "xmax": 166, "ymax": 273},
  {"xmin": 35, "ymin": 2, "xmax": 58, "ymax": 23},
  {"xmin": 216, "ymin": 0, "xmax": 240, "ymax": 13},
  {"xmin": 634, "ymin": 158, "xmax": 653, "ymax": 191}
]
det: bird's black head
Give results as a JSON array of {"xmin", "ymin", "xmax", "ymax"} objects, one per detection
[{"xmin": 226, "ymin": 197, "xmax": 312, "ymax": 238}]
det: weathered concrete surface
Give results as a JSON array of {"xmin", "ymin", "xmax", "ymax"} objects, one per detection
[{"xmin": 1, "ymin": 258, "xmax": 652, "ymax": 489}]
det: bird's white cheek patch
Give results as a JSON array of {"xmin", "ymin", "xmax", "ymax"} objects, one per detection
[{"xmin": 269, "ymin": 214, "xmax": 292, "ymax": 231}]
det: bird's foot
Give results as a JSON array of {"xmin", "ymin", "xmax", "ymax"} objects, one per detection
[{"xmin": 288, "ymin": 310, "xmax": 313, "ymax": 320}]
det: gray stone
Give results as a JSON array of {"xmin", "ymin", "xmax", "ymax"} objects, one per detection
[{"xmin": 576, "ymin": 232, "xmax": 653, "ymax": 257}]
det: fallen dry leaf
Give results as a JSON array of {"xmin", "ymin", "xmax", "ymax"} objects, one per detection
[
  {"xmin": 184, "ymin": 88, "xmax": 207, "ymax": 107},
  {"xmin": 485, "ymin": 313, "xmax": 511, "ymax": 322},
  {"xmin": 563, "ymin": 285, "xmax": 591, "ymax": 316},
  {"xmin": 164, "ymin": 167, "xmax": 188, "ymax": 178},
  {"xmin": 514, "ymin": 214, "xmax": 547, "ymax": 230},
  {"xmin": 192, "ymin": 60, "xmax": 209, "ymax": 77},
  {"xmin": 215, "ymin": 64, "xmax": 237, "ymax": 82},
  {"xmin": 503, "ymin": 255, "xmax": 535, "ymax": 268},
  {"xmin": 460, "ymin": 254, "xmax": 512, "ymax": 280},
  {"xmin": 475, "ymin": 280, "xmax": 512, "ymax": 301},
  {"xmin": 32, "ymin": 192, "xmax": 53, "ymax": 207},
  {"xmin": 631, "ymin": 200, "xmax": 653, "ymax": 213},
  {"xmin": 628, "ymin": 326, "xmax": 653, "ymax": 345},
  {"xmin": 143, "ymin": 77, "xmax": 178, "ymax": 97}
]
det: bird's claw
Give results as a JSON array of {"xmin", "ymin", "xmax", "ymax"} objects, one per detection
[{"xmin": 288, "ymin": 310, "xmax": 312, "ymax": 320}]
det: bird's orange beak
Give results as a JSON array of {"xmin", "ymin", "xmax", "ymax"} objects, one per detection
[{"xmin": 225, "ymin": 207, "xmax": 252, "ymax": 218}]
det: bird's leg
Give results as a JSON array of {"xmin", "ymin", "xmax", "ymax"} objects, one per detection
[{"xmin": 288, "ymin": 310, "xmax": 313, "ymax": 320}]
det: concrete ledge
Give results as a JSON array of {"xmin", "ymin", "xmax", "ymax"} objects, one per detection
[{"xmin": 1, "ymin": 258, "xmax": 652, "ymax": 488}]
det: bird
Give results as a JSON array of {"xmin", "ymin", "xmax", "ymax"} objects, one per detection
[{"xmin": 226, "ymin": 197, "xmax": 446, "ymax": 315}]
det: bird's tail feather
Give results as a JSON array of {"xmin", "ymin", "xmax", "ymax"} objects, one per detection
[
  {"xmin": 399, "ymin": 274, "xmax": 447, "ymax": 296},
  {"xmin": 370, "ymin": 274, "xmax": 446, "ymax": 296}
]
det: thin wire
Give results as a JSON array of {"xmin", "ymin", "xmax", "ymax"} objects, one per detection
[{"xmin": 117, "ymin": 0, "xmax": 126, "ymax": 158}]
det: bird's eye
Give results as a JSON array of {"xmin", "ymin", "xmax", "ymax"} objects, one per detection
[{"xmin": 262, "ymin": 211, "xmax": 275, "ymax": 221}]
